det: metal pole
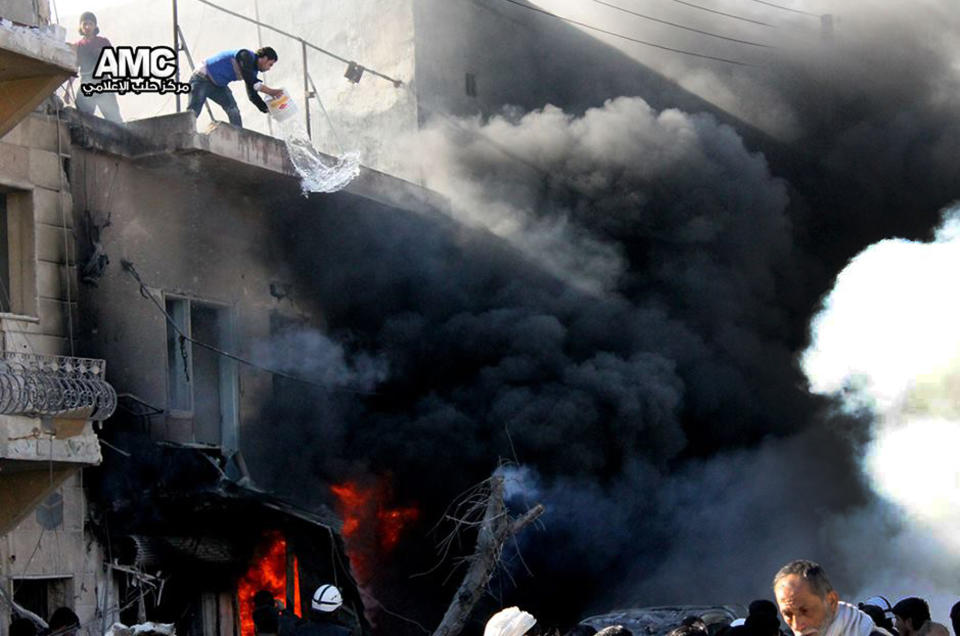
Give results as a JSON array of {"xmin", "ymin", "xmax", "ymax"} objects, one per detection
[
  {"xmin": 173, "ymin": 0, "xmax": 181, "ymax": 112},
  {"xmin": 301, "ymin": 40, "xmax": 311, "ymax": 140},
  {"xmin": 253, "ymin": 0, "xmax": 273, "ymax": 136},
  {"xmin": 177, "ymin": 25, "xmax": 216, "ymax": 122}
]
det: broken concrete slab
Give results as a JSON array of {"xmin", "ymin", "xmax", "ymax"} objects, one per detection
[{"xmin": 0, "ymin": 19, "xmax": 75, "ymax": 138}]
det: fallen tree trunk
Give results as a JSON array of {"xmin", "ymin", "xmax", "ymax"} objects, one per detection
[{"xmin": 433, "ymin": 476, "xmax": 545, "ymax": 636}]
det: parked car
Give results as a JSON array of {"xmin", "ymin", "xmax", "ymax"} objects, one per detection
[{"xmin": 580, "ymin": 605, "xmax": 745, "ymax": 635}]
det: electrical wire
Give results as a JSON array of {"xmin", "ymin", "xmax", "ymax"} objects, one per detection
[
  {"xmin": 188, "ymin": 0, "xmax": 404, "ymax": 87},
  {"xmin": 671, "ymin": 0, "xmax": 774, "ymax": 27},
  {"xmin": 749, "ymin": 0, "xmax": 820, "ymax": 17},
  {"xmin": 496, "ymin": 0, "xmax": 753, "ymax": 66},
  {"xmin": 55, "ymin": 102, "xmax": 75, "ymax": 356},
  {"xmin": 592, "ymin": 0, "xmax": 773, "ymax": 47},
  {"xmin": 119, "ymin": 260, "xmax": 379, "ymax": 396}
]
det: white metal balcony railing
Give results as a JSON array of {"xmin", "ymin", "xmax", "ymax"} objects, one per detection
[{"xmin": 0, "ymin": 352, "xmax": 117, "ymax": 420}]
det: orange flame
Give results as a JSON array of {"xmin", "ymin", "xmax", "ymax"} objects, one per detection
[
  {"xmin": 330, "ymin": 482, "xmax": 375, "ymax": 582},
  {"xmin": 379, "ymin": 506, "xmax": 420, "ymax": 552},
  {"xmin": 293, "ymin": 555, "xmax": 302, "ymax": 617},
  {"xmin": 330, "ymin": 478, "xmax": 420, "ymax": 584},
  {"xmin": 236, "ymin": 531, "xmax": 296, "ymax": 636}
]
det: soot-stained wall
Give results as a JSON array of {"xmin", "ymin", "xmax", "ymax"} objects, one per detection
[{"xmin": 70, "ymin": 140, "xmax": 300, "ymax": 463}]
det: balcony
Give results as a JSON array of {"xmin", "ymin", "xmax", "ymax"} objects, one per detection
[
  {"xmin": 0, "ymin": 352, "xmax": 117, "ymax": 533},
  {"xmin": 0, "ymin": 351, "xmax": 116, "ymax": 420}
]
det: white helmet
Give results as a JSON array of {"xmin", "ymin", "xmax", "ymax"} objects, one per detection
[
  {"xmin": 863, "ymin": 596, "xmax": 892, "ymax": 612},
  {"xmin": 311, "ymin": 584, "xmax": 343, "ymax": 613},
  {"xmin": 484, "ymin": 607, "xmax": 537, "ymax": 636}
]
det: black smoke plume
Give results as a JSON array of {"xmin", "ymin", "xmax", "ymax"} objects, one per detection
[{"xmin": 248, "ymin": 2, "xmax": 960, "ymax": 633}]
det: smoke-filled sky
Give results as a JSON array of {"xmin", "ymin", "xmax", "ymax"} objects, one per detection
[{"xmin": 56, "ymin": 0, "xmax": 960, "ymax": 632}]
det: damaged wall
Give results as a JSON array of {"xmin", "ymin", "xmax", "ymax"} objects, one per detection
[
  {"xmin": 63, "ymin": 111, "xmax": 404, "ymax": 634},
  {"xmin": 70, "ymin": 144, "xmax": 293, "ymax": 454}
]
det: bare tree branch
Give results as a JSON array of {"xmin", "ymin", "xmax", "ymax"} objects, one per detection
[{"xmin": 432, "ymin": 476, "xmax": 545, "ymax": 636}]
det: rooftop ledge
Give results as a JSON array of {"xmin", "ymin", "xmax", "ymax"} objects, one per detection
[
  {"xmin": 0, "ymin": 20, "xmax": 74, "ymax": 75},
  {"xmin": 0, "ymin": 21, "xmax": 75, "ymax": 137},
  {"xmin": 66, "ymin": 109, "xmax": 447, "ymax": 215}
]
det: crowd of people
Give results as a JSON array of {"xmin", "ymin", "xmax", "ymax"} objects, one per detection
[
  {"xmin": 5, "ymin": 559, "xmax": 959, "ymax": 636},
  {"xmin": 481, "ymin": 560, "xmax": 960, "ymax": 636}
]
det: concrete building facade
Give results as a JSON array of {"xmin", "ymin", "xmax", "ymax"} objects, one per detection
[{"xmin": 0, "ymin": 2, "xmax": 118, "ymax": 634}]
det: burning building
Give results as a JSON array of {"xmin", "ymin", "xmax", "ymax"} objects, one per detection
[
  {"xmin": 5, "ymin": 1, "xmax": 960, "ymax": 634},
  {"xmin": 50, "ymin": 103, "xmax": 455, "ymax": 635}
]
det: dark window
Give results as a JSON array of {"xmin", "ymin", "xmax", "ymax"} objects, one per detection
[
  {"xmin": 465, "ymin": 72, "xmax": 477, "ymax": 98},
  {"xmin": 12, "ymin": 578, "xmax": 70, "ymax": 624},
  {"xmin": 165, "ymin": 296, "xmax": 238, "ymax": 450},
  {"xmin": 13, "ymin": 580, "xmax": 48, "ymax": 621},
  {"xmin": 191, "ymin": 303, "xmax": 225, "ymax": 446}
]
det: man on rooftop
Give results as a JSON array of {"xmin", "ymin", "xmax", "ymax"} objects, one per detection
[
  {"xmin": 70, "ymin": 11, "xmax": 123, "ymax": 123},
  {"xmin": 187, "ymin": 47, "xmax": 283, "ymax": 128}
]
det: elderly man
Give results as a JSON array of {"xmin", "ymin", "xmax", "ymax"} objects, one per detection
[{"xmin": 773, "ymin": 560, "xmax": 887, "ymax": 636}]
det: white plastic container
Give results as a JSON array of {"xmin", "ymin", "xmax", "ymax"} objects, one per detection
[{"xmin": 266, "ymin": 89, "xmax": 298, "ymax": 122}]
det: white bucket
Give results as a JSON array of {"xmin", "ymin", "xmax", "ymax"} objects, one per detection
[{"xmin": 266, "ymin": 89, "xmax": 298, "ymax": 122}]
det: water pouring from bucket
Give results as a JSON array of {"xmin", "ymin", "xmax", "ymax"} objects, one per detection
[{"xmin": 265, "ymin": 89, "xmax": 360, "ymax": 194}]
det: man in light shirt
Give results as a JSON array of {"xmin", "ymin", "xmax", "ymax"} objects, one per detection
[{"xmin": 773, "ymin": 560, "xmax": 889, "ymax": 636}]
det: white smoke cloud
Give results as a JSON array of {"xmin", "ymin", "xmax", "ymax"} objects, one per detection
[
  {"xmin": 252, "ymin": 327, "xmax": 388, "ymax": 390},
  {"xmin": 802, "ymin": 204, "xmax": 960, "ymax": 622}
]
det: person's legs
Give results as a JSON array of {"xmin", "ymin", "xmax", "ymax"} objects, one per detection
[
  {"xmin": 205, "ymin": 84, "xmax": 242, "ymax": 127},
  {"xmin": 96, "ymin": 92, "xmax": 123, "ymax": 123},
  {"xmin": 187, "ymin": 73, "xmax": 212, "ymax": 120},
  {"xmin": 75, "ymin": 88, "xmax": 96, "ymax": 115}
]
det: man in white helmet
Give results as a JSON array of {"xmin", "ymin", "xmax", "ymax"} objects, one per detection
[
  {"xmin": 291, "ymin": 584, "xmax": 351, "ymax": 636},
  {"xmin": 484, "ymin": 607, "xmax": 538, "ymax": 636}
]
